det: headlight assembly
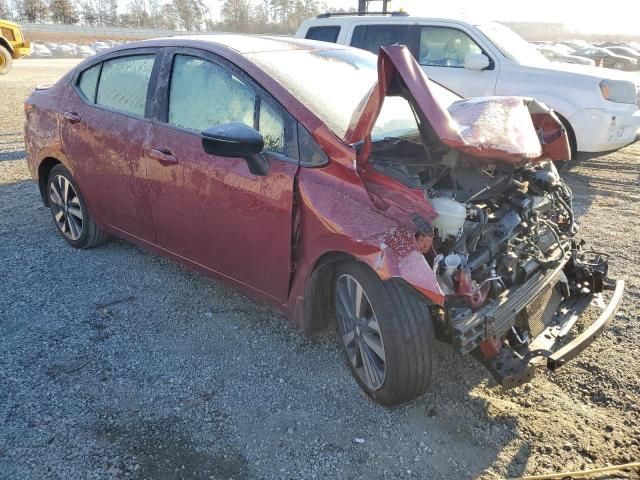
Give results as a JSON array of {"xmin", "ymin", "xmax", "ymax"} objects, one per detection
[{"xmin": 599, "ymin": 79, "xmax": 638, "ymax": 104}]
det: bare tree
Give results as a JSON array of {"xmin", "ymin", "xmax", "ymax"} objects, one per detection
[
  {"xmin": 19, "ymin": 0, "xmax": 48, "ymax": 22},
  {"xmin": 106, "ymin": 0, "xmax": 118, "ymax": 26},
  {"xmin": 93, "ymin": 0, "xmax": 110, "ymax": 25},
  {"xmin": 159, "ymin": 1, "xmax": 179, "ymax": 29},
  {"xmin": 172, "ymin": 0, "xmax": 203, "ymax": 31},
  {"xmin": 127, "ymin": 0, "xmax": 150, "ymax": 27},
  {"xmin": 148, "ymin": 0, "xmax": 161, "ymax": 28},
  {"xmin": 0, "ymin": 0, "xmax": 13, "ymax": 19},
  {"xmin": 79, "ymin": 0, "xmax": 97, "ymax": 25},
  {"xmin": 221, "ymin": 0, "xmax": 250, "ymax": 32},
  {"xmin": 49, "ymin": 0, "xmax": 79, "ymax": 23}
]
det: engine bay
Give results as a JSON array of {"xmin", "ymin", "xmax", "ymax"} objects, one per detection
[{"xmin": 370, "ymin": 137, "xmax": 577, "ymax": 314}]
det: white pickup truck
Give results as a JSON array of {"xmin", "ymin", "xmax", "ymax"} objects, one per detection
[{"xmin": 295, "ymin": 13, "xmax": 640, "ymax": 154}]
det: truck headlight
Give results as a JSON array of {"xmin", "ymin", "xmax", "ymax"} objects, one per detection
[{"xmin": 600, "ymin": 79, "xmax": 637, "ymax": 104}]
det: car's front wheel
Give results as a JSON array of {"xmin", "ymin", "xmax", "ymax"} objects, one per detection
[
  {"xmin": 613, "ymin": 61, "xmax": 624, "ymax": 70},
  {"xmin": 47, "ymin": 164, "xmax": 109, "ymax": 249},
  {"xmin": 333, "ymin": 262, "xmax": 435, "ymax": 406}
]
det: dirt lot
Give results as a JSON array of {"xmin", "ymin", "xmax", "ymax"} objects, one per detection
[{"xmin": 1, "ymin": 59, "xmax": 639, "ymax": 480}]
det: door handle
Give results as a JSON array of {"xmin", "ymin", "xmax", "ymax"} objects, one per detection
[
  {"xmin": 62, "ymin": 111, "xmax": 81, "ymax": 123},
  {"xmin": 149, "ymin": 148, "xmax": 178, "ymax": 165}
]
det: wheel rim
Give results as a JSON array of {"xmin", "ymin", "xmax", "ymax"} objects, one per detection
[
  {"xmin": 335, "ymin": 274, "xmax": 386, "ymax": 390},
  {"xmin": 49, "ymin": 175, "xmax": 83, "ymax": 241}
]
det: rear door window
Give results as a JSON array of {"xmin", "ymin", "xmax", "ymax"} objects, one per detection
[
  {"xmin": 305, "ymin": 26, "xmax": 341, "ymax": 43},
  {"xmin": 96, "ymin": 54, "xmax": 155, "ymax": 116},
  {"xmin": 351, "ymin": 25, "xmax": 409, "ymax": 54}
]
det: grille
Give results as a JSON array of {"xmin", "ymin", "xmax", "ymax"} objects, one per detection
[{"xmin": 1, "ymin": 27, "xmax": 15, "ymax": 42}]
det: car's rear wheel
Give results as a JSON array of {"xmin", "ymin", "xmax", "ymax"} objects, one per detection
[
  {"xmin": 333, "ymin": 262, "xmax": 434, "ymax": 406},
  {"xmin": 613, "ymin": 61, "xmax": 624, "ymax": 70},
  {"xmin": 0, "ymin": 45, "xmax": 13, "ymax": 75},
  {"xmin": 47, "ymin": 164, "xmax": 109, "ymax": 248}
]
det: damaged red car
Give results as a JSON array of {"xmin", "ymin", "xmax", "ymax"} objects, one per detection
[{"xmin": 24, "ymin": 36, "xmax": 624, "ymax": 405}]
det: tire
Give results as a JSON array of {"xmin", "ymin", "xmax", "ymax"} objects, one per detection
[
  {"xmin": 0, "ymin": 45, "xmax": 12, "ymax": 75},
  {"xmin": 613, "ymin": 61, "xmax": 624, "ymax": 70},
  {"xmin": 553, "ymin": 113, "xmax": 577, "ymax": 172},
  {"xmin": 333, "ymin": 261, "xmax": 435, "ymax": 406},
  {"xmin": 47, "ymin": 164, "xmax": 109, "ymax": 249}
]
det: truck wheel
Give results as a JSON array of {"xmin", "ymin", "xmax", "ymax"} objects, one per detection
[
  {"xmin": 47, "ymin": 164, "xmax": 109, "ymax": 249},
  {"xmin": 0, "ymin": 45, "xmax": 13, "ymax": 75},
  {"xmin": 333, "ymin": 262, "xmax": 434, "ymax": 406}
]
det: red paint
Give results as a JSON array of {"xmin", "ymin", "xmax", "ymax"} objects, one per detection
[
  {"xmin": 24, "ymin": 37, "xmax": 568, "ymax": 333},
  {"xmin": 346, "ymin": 45, "xmax": 571, "ymax": 165},
  {"xmin": 480, "ymin": 337, "xmax": 502, "ymax": 359},
  {"xmin": 454, "ymin": 268, "xmax": 490, "ymax": 311}
]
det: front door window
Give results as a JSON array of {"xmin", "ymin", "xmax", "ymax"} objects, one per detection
[{"xmin": 418, "ymin": 27, "xmax": 482, "ymax": 67}]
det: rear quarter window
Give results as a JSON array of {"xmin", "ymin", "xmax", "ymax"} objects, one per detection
[
  {"xmin": 77, "ymin": 63, "xmax": 101, "ymax": 102},
  {"xmin": 96, "ymin": 55, "xmax": 155, "ymax": 117},
  {"xmin": 305, "ymin": 26, "xmax": 341, "ymax": 43}
]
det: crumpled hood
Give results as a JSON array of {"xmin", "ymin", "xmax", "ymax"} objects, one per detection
[{"xmin": 345, "ymin": 45, "xmax": 571, "ymax": 166}]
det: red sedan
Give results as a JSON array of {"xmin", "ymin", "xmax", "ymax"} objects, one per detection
[{"xmin": 24, "ymin": 36, "xmax": 623, "ymax": 405}]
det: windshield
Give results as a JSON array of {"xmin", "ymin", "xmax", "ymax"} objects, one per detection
[
  {"xmin": 247, "ymin": 48, "xmax": 460, "ymax": 140},
  {"xmin": 477, "ymin": 22, "xmax": 549, "ymax": 66}
]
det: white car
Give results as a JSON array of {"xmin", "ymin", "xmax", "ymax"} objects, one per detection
[
  {"xmin": 75, "ymin": 45, "xmax": 95, "ymax": 58},
  {"xmin": 296, "ymin": 13, "xmax": 640, "ymax": 154},
  {"xmin": 30, "ymin": 43, "xmax": 52, "ymax": 58},
  {"xmin": 91, "ymin": 42, "xmax": 110, "ymax": 53}
]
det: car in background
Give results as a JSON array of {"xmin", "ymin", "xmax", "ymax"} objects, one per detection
[
  {"xmin": 296, "ymin": 13, "xmax": 640, "ymax": 154},
  {"xmin": 51, "ymin": 43, "xmax": 76, "ymax": 57},
  {"xmin": 24, "ymin": 35, "xmax": 624, "ymax": 405},
  {"xmin": 75, "ymin": 45, "xmax": 95, "ymax": 58},
  {"xmin": 573, "ymin": 46, "xmax": 638, "ymax": 70},
  {"xmin": 607, "ymin": 45, "xmax": 640, "ymax": 63},
  {"xmin": 559, "ymin": 39, "xmax": 591, "ymax": 51},
  {"xmin": 91, "ymin": 41, "xmax": 110, "ymax": 53},
  {"xmin": 538, "ymin": 45, "xmax": 595, "ymax": 66},
  {"xmin": 30, "ymin": 43, "xmax": 52, "ymax": 58},
  {"xmin": 0, "ymin": 18, "xmax": 31, "ymax": 74}
]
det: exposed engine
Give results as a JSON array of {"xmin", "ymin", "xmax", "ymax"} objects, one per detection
[{"xmin": 369, "ymin": 139, "xmax": 577, "ymax": 312}]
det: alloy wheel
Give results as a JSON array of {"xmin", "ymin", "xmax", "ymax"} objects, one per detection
[
  {"xmin": 49, "ymin": 175, "xmax": 84, "ymax": 241},
  {"xmin": 335, "ymin": 274, "xmax": 386, "ymax": 390}
]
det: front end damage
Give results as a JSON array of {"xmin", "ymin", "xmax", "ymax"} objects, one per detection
[{"xmin": 346, "ymin": 45, "xmax": 624, "ymax": 387}]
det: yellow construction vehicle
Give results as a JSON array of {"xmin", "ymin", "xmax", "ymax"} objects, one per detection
[{"xmin": 0, "ymin": 19, "xmax": 31, "ymax": 74}]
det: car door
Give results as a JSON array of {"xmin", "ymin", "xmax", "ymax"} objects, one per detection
[
  {"xmin": 145, "ymin": 49, "xmax": 299, "ymax": 302},
  {"xmin": 416, "ymin": 25, "xmax": 498, "ymax": 97},
  {"xmin": 59, "ymin": 49, "xmax": 159, "ymax": 241}
]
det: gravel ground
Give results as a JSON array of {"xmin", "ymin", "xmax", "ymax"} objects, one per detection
[{"xmin": 1, "ymin": 59, "xmax": 639, "ymax": 480}]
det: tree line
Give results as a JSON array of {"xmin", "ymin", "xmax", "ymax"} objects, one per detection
[{"xmin": 0, "ymin": 0, "xmax": 349, "ymax": 33}]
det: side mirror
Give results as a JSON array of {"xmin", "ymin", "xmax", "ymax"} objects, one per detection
[
  {"xmin": 464, "ymin": 53, "xmax": 490, "ymax": 70},
  {"xmin": 201, "ymin": 122, "xmax": 270, "ymax": 176}
]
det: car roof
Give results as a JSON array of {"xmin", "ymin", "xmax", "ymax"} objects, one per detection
[
  {"xmin": 118, "ymin": 34, "xmax": 351, "ymax": 55},
  {"xmin": 300, "ymin": 14, "xmax": 481, "ymax": 28}
]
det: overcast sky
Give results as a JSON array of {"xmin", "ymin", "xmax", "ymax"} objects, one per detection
[{"xmin": 314, "ymin": 0, "xmax": 639, "ymax": 34}]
